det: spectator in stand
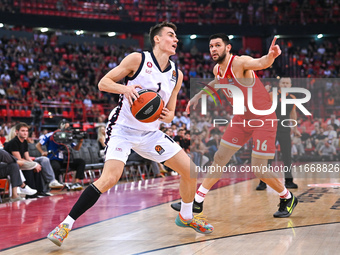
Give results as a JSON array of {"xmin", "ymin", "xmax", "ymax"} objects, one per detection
[
  {"xmin": 0, "ymin": 129, "xmax": 6, "ymax": 148},
  {"xmin": 174, "ymin": 128, "xmax": 185, "ymax": 148},
  {"xmin": 83, "ymin": 95, "xmax": 93, "ymax": 111},
  {"xmin": 183, "ymin": 131, "xmax": 191, "ymax": 154},
  {"xmin": 180, "ymin": 111, "xmax": 190, "ymax": 129},
  {"xmin": 4, "ymin": 122, "xmax": 50, "ymax": 197},
  {"xmin": 323, "ymin": 124, "xmax": 337, "ymax": 141},
  {"xmin": 191, "ymin": 132, "xmax": 209, "ymax": 167},
  {"xmin": 39, "ymin": 66, "xmax": 50, "ymax": 80},
  {"xmin": 0, "ymin": 149, "xmax": 35, "ymax": 202},
  {"xmin": 36, "ymin": 119, "xmax": 85, "ymax": 191},
  {"xmin": 172, "ymin": 111, "xmax": 182, "ymax": 127},
  {"xmin": 31, "ymin": 102, "xmax": 43, "ymax": 135},
  {"xmin": 318, "ymin": 139, "xmax": 337, "ymax": 161},
  {"xmin": 300, "ymin": 126, "xmax": 311, "ymax": 147},
  {"xmin": 292, "ymin": 133, "xmax": 305, "ymax": 157},
  {"xmin": 327, "ymin": 114, "xmax": 340, "ymax": 130},
  {"xmin": 205, "ymin": 133, "xmax": 221, "ymax": 163},
  {"xmin": 26, "ymin": 133, "xmax": 64, "ymax": 189}
]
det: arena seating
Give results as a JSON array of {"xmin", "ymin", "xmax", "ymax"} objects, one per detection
[{"xmin": 11, "ymin": 0, "xmax": 339, "ymax": 25}]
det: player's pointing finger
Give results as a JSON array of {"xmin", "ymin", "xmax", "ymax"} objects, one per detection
[{"xmin": 271, "ymin": 37, "xmax": 277, "ymax": 47}]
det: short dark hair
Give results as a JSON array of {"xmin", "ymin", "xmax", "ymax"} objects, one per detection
[
  {"xmin": 209, "ymin": 33, "xmax": 230, "ymax": 45},
  {"xmin": 149, "ymin": 21, "xmax": 177, "ymax": 48},
  {"xmin": 15, "ymin": 122, "xmax": 29, "ymax": 131}
]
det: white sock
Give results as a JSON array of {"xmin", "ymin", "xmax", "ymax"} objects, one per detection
[
  {"xmin": 180, "ymin": 200, "xmax": 193, "ymax": 220},
  {"xmin": 195, "ymin": 185, "xmax": 209, "ymax": 203},
  {"xmin": 279, "ymin": 188, "xmax": 291, "ymax": 199},
  {"xmin": 62, "ymin": 215, "xmax": 75, "ymax": 230}
]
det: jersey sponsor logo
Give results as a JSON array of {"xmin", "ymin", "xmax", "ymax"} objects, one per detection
[
  {"xmin": 155, "ymin": 145, "xmax": 165, "ymax": 155},
  {"xmin": 115, "ymin": 147, "xmax": 122, "ymax": 152},
  {"xmin": 226, "ymin": 74, "xmax": 234, "ymax": 84},
  {"xmin": 147, "ymin": 62, "xmax": 152, "ymax": 68},
  {"xmin": 171, "ymin": 70, "xmax": 177, "ymax": 82}
]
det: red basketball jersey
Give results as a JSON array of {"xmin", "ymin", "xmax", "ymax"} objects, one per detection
[{"xmin": 217, "ymin": 55, "xmax": 273, "ymax": 120}]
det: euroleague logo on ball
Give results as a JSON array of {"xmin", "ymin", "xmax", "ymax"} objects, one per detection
[
  {"xmin": 137, "ymin": 97, "xmax": 145, "ymax": 104},
  {"xmin": 147, "ymin": 62, "xmax": 152, "ymax": 68}
]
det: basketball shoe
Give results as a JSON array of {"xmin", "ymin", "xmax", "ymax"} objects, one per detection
[
  {"xmin": 256, "ymin": 180, "xmax": 267, "ymax": 190},
  {"xmin": 175, "ymin": 213, "xmax": 213, "ymax": 234},
  {"xmin": 285, "ymin": 179, "xmax": 298, "ymax": 189},
  {"xmin": 273, "ymin": 192, "xmax": 298, "ymax": 218},
  {"xmin": 47, "ymin": 223, "xmax": 70, "ymax": 246},
  {"xmin": 171, "ymin": 200, "xmax": 203, "ymax": 213}
]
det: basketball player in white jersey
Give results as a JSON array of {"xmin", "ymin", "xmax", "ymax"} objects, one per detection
[{"xmin": 47, "ymin": 22, "xmax": 213, "ymax": 247}]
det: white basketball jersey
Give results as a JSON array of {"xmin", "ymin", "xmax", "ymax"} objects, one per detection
[{"xmin": 108, "ymin": 51, "xmax": 178, "ymax": 132}]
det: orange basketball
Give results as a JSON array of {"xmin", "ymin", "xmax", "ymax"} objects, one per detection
[{"xmin": 131, "ymin": 89, "xmax": 164, "ymax": 123}]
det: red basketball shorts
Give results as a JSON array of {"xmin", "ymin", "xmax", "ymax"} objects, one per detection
[{"xmin": 221, "ymin": 114, "xmax": 277, "ymax": 159}]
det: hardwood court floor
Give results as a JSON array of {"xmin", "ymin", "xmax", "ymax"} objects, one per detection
[{"xmin": 0, "ymin": 164, "xmax": 339, "ymax": 255}]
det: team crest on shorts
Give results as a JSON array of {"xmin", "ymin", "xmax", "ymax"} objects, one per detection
[
  {"xmin": 232, "ymin": 137, "xmax": 238, "ymax": 143},
  {"xmin": 155, "ymin": 145, "xmax": 165, "ymax": 155}
]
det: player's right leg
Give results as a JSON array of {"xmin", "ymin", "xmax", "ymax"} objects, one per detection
[
  {"xmin": 170, "ymin": 143, "xmax": 238, "ymax": 213},
  {"xmin": 165, "ymin": 149, "xmax": 213, "ymax": 234},
  {"xmin": 47, "ymin": 159, "xmax": 125, "ymax": 246}
]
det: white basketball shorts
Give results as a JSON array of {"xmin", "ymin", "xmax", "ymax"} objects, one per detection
[{"xmin": 105, "ymin": 124, "xmax": 182, "ymax": 164}]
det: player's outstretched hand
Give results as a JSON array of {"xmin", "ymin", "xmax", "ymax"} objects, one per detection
[
  {"xmin": 268, "ymin": 37, "xmax": 281, "ymax": 59},
  {"xmin": 186, "ymin": 95, "xmax": 201, "ymax": 114},
  {"xmin": 125, "ymin": 84, "xmax": 142, "ymax": 106}
]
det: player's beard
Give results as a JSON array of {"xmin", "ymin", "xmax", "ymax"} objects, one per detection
[{"xmin": 215, "ymin": 50, "xmax": 227, "ymax": 64}]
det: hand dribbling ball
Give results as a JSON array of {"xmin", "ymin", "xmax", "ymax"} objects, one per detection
[{"xmin": 131, "ymin": 89, "xmax": 164, "ymax": 123}]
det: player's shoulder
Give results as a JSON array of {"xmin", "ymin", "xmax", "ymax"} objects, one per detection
[
  {"xmin": 124, "ymin": 52, "xmax": 143, "ymax": 62},
  {"xmin": 120, "ymin": 52, "xmax": 144, "ymax": 71},
  {"xmin": 212, "ymin": 64, "xmax": 219, "ymax": 75},
  {"xmin": 234, "ymin": 55, "xmax": 252, "ymax": 63}
]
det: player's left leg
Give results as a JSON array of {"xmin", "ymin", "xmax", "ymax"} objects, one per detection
[
  {"xmin": 252, "ymin": 156, "xmax": 298, "ymax": 218},
  {"xmin": 47, "ymin": 159, "xmax": 126, "ymax": 246},
  {"xmin": 251, "ymin": 120, "xmax": 298, "ymax": 218}
]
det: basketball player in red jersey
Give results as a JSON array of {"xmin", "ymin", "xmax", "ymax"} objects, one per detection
[
  {"xmin": 47, "ymin": 22, "xmax": 213, "ymax": 247},
  {"xmin": 172, "ymin": 33, "xmax": 298, "ymax": 218}
]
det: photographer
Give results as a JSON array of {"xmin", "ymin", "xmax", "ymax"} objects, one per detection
[{"xmin": 36, "ymin": 120, "xmax": 85, "ymax": 191}]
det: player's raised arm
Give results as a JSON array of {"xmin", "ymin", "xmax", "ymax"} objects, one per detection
[
  {"xmin": 98, "ymin": 52, "xmax": 142, "ymax": 105},
  {"xmin": 239, "ymin": 37, "xmax": 281, "ymax": 71}
]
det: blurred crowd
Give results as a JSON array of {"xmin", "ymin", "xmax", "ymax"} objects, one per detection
[
  {"xmin": 1, "ymin": 0, "xmax": 339, "ymax": 26},
  {"xmin": 0, "ymin": 28, "xmax": 339, "ymax": 115}
]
